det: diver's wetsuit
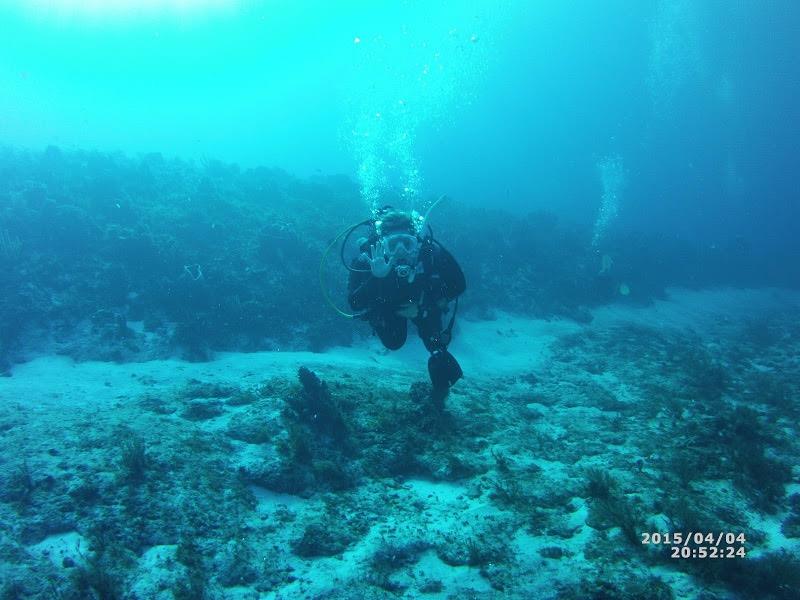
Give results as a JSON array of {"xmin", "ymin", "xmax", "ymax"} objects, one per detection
[{"xmin": 347, "ymin": 239, "xmax": 466, "ymax": 355}]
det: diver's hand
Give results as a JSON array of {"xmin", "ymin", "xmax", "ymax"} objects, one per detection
[
  {"xmin": 362, "ymin": 241, "xmax": 393, "ymax": 278},
  {"xmin": 395, "ymin": 303, "xmax": 419, "ymax": 319}
]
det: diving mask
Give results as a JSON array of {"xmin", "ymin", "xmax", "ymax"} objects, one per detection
[
  {"xmin": 383, "ymin": 233, "xmax": 419, "ymax": 261},
  {"xmin": 365, "ymin": 233, "xmax": 421, "ymax": 281},
  {"xmin": 385, "ymin": 234, "xmax": 421, "ymax": 282}
]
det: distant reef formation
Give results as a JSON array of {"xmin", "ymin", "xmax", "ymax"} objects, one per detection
[{"xmin": 0, "ymin": 145, "xmax": 788, "ymax": 369}]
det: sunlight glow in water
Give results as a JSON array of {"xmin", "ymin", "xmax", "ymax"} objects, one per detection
[{"xmin": 23, "ymin": 0, "xmax": 237, "ymax": 21}]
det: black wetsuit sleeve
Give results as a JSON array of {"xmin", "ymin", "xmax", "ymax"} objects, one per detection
[{"xmin": 434, "ymin": 244, "xmax": 466, "ymax": 300}]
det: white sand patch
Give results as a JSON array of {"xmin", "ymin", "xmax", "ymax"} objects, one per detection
[
  {"xmin": 257, "ymin": 477, "xmax": 506, "ymax": 599},
  {"xmin": 403, "ymin": 478, "xmax": 499, "ymax": 523},
  {"xmin": 510, "ymin": 525, "xmax": 598, "ymax": 595},
  {"xmin": 329, "ymin": 310, "xmax": 582, "ymax": 380},
  {"xmin": 27, "ymin": 530, "xmax": 89, "ymax": 568},
  {"xmin": 592, "ymin": 287, "xmax": 800, "ymax": 333},
  {"xmin": 746, "ymin": 509, "xmax": 800, "ymax": 556},
  {"xmin": 403, "ymin": 478, "xmax": 466, "ymax": 503},
  {"xmin": 0, "ymin": 349, "xmax": 414, "ymax": 409},
  {"xmin": 587, "ymin": 371, "xmax": 641, "ymax": 403},
  {"xmin": 261, "ymin": 546, "xmax": 361, "ymax": 599},
  {"xmin": 451, "ymin": 313, "xmax": 582, "ymax": 376},
  {"xmin": 249, "ymin": 484, "xmax": 310, "ymax": 513},
  {"xmin": 566, "ymin": 498, "xmax": 590, "ymax": 531},
  {"xmin": 414, "ymin": 550, "xmax": 492, "ymax": 593},
  {"xmin": 128, "ymin": 545, "xmax": 186, "ymax": 600},
  {"xmin": 4, "ymin": 288, "xmax": 794, "ymax": 410}
]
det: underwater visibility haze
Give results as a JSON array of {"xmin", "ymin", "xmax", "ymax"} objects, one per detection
[{"xmin": 0, "ymin": 1, "xmax": 799, "ymax": 598}]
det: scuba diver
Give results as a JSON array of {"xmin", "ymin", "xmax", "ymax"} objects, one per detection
[{"xmin": 345, "ymin": 204, "xmax": 466, "ymax": 406}]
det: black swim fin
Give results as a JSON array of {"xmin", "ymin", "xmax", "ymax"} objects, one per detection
[{"xmin": 428, "ymin": 349, "xmax": 463, "ymax": 391}]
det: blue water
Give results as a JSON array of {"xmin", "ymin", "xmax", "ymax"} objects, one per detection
[
  {"xmin": 1, "ymin": 2, "xmax": 799, "ymax": 598},
  {"xmin": 2, "ymin": 1, "xmax": 798, "ymax": 250}
]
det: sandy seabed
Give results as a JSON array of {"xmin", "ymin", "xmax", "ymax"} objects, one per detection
[{"xmin": 1, "ymin": 288, "xmax": 799, "ymax": 599}]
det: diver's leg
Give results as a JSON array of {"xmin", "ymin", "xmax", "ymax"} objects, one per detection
[
  {"xmin": 372, "ymin": 312, "xmax": 407, "ymax": 350},
  {"xmin": 414, "ymin": 309, "xmax": 463, "ymax": 405},
  {"xmin": 415, "ymin": 308, "xmax": 444, "ymax": 353}
]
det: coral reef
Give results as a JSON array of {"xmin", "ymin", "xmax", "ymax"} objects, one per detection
[{"xmin": 1, "ymin": 147, "xmax": 792, "ymax": 370}]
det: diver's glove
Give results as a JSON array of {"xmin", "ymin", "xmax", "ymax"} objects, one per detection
[
  {"xmin": 362, "ymin": 239, "xmax": 393, "ymax": 278},
  {"xmin": 428, "ymin": 349, "xmax": 463, "ymax": 391}
]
